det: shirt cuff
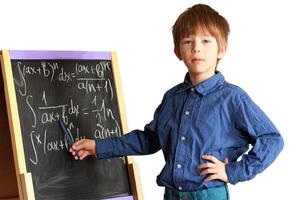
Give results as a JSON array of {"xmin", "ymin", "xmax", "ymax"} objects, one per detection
[
  {"xmin": 95, "ymin": 138, "xmax": 116, "ymax": 159},
  {"xmin": 225, "ymin": 162, "xmax": 241, "ymax": 185}
]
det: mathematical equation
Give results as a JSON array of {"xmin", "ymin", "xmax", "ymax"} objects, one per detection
[
  {"xmin": 13, "ymin": 60, "xmax": 122, "ymax": 166},
  {"xmin": 16, "ymin": 60, "xmax": 114, "ymax": 99}
]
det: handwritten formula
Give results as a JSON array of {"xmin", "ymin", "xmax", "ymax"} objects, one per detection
[{"xmin": 12, "ymin": 59, "xmax": 122, "ymax": 167}]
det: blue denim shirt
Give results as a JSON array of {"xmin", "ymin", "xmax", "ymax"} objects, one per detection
[{"xmin": 96, "ymin": 71, "xmax": 284, "ymax": 191}]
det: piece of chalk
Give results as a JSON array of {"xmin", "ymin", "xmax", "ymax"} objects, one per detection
[{"xmin": 59, "ymin": 119, "xmax": 80, "ymax": 158}]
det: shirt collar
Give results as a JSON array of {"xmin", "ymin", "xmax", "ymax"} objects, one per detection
[{"xmin": 177, "ymin": 71, "xmax": 225, "ymax": 95}]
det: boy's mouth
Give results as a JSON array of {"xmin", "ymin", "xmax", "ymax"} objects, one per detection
[{"xmin": 192, "ymin": 58, "xmax": 205, "ymax": 62}]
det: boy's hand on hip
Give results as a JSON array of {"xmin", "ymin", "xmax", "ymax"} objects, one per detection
[
  {"xmin": 69, "ymin": 139, "xmax": 96, "ymax": 160},
  {"xmin": 197, "ymin": 155, "xmax": 229, "ymax": 183}
]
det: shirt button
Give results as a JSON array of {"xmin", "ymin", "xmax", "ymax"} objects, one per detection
[
  {"xmin": 180, "ymin": 136, "xmax": 186, "ymax": 141},
  {"xmin": 177, "ymin": 164, "xmax": 182, "ymax": 169},
  {"xmin": 190, "ymin": 87, "xmax": 195, "ymax": 92},
  {"xmin": 185, "ymin": 111, "xmax": 190, "ymax": 116},
  {"xmin": 178, "ymin": 186, "xmax": 183, "ymax": 191}
]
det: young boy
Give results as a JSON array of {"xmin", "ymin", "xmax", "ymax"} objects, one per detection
[{"xmin": 70, "ymin": 4, "xmax": 284, "ymax": 200}]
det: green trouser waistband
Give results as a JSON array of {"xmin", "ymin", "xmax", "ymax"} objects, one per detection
[{"xmin": 164, "ymin": 185, "xmax": 229, "ymax": 200}]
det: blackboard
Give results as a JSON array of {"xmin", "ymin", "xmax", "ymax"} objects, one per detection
[{"xmin": 3, "ymin": 50, "xmax": 133, "ymax": 200}]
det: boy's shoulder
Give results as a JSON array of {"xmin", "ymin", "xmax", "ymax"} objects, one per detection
[
  {"xmin": 222, "ymin": 81, "xmax": 248, "ymax": 96},
  {"xmin": 220, "ymin": 81, "xmax": 254, "ymax": 106},
  {"xmin": 163, "ymin": 82, "xmax": 186, "ymax": 97}
]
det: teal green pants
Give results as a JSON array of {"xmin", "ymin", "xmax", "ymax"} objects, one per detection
[{"xmin": 163, "ymin": 185, "xmax": 229, "ymax": 200}]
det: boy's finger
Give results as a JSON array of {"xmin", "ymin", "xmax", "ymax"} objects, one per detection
[
  {"xmin": 77, "ymin": 149, "xmax": 85, "ymax": 157},
  {"xmin": 72, "ymin": 139, "xmax": 87, "ymax": 150},
  {"xmin": 197, "ymin": 162, "xmax": 216, "ymax": 169},
  {"xmin": 74, "ymin": 150, "xmax": 85, "ymax": 160},
  {"xmin": 72, "ymin": 150, "xmax": 79, "ymax": 159},
  {"xmin": 72, "ymin": 139, "xmax": 83, "ymax": 148},
  {"xmin": 79, "ymin": 152, "xmax": 89, "ymax": 160},
  {"xmin": 202, "ymin": 155, "xmax": 220, "ymax": 163},
  {"xmin": 224, "ymin": 157, "xmax": 229, "ymax": 164},
  {"xmin": 200, "ymin": 168, "xmax": 217, "ymax": 176},
  {"xmin": 204, "ymin": 174, "xmax": 218, "ymax": 182},
  {"xmin": 74, "ymin": 153, "xmax": 79, "ymax": 160}
]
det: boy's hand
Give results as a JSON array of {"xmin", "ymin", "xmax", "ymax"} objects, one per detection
[
  {"xmin": 197, "ymin": 155, "xmax": 229, "ymax": 183},
  {"xmin": 69, "ymin": 139, "xmax": 96, "ymax": 160}
]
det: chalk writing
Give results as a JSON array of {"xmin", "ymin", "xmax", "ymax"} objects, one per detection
[{"xmin": 12, "ymin": 59, "xmax": 121, "ymax": 167}]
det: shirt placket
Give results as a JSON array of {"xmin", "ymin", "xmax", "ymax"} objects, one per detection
[{"xmin": 173, "ymin": 87, "xmax": 198, "ymax": 191}]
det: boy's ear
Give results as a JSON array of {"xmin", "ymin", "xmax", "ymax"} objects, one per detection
[
  {"xmin": 217, "ymin": 46, "xmax": 227, "ymax": 59},
  {"xmin": 174, "ymin": 47, "xmax": 182, "ymax": 60}
]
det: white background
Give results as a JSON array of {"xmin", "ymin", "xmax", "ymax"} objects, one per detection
[{"xmin": 1, "ymin": 0, "xmax": 299, "ymax": 199}]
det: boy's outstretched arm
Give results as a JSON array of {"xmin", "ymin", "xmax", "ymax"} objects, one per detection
[
  {"xmin": 69, "ymin": 126, "xmax": 161, "ymax": 160},
  {"xmin": 70, "ymin": 139, "xmax": 96, "ymax": 160},
  {"xmin": 69, "ymin": 95, "xmax": 166, "ymax": 160}
]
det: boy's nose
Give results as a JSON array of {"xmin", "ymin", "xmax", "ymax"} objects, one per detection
[
  {"xmin": 193, "ymin": 42, "xmax": 201, "ymax": 53},
  {"xmin": 193, "ymin": 48, "xmax": 200, "ymax": 53}
]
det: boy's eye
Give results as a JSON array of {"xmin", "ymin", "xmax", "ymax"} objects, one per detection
[
  {"xmin": 202, "ymin": 39, "xmax": 211, "ymax": 44},
  {"xmin": 183, "ymin": 40, "xmax": 192, "ymax": 44}
]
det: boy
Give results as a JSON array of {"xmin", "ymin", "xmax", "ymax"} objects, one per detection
[{"xmin": 70, "ymin": 4, "xmax": 284, "ymax": 200}]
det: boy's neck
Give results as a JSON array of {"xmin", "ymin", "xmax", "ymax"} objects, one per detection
[{"xmin": 189, "ymin": 71, "xmax": 216, "ymax": 86}]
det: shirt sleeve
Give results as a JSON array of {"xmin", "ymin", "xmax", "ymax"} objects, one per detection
[
  {"xmin": 225, "ymin": 93, "xmax": 284, "ymax": 184},
  {"xmin": 95, "ymin": 95, "xmax": 165, "ymax": 159}
]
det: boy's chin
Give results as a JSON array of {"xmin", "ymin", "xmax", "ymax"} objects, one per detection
[{"xmin": 187, "ymin": 69, "xmax": 215, "ymax": 76}]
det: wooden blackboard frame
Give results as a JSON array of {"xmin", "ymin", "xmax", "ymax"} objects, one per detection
[
  {"xmin": 0, "ymin": 50, "xmax": 143, "ymax": 200},
  {"xmin": 0, "ymin": 51, "xmax": 19, "ymax": 200}
]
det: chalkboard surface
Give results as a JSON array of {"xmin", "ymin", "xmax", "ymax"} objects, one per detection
[{"xmin": 9, "ymin": 51, "xmax": 131, "ymax": 200}]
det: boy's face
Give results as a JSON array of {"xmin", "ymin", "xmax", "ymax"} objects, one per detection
[{"xmin": 175, "ymin": 31, "xmax": 225, "ymax": 81}]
